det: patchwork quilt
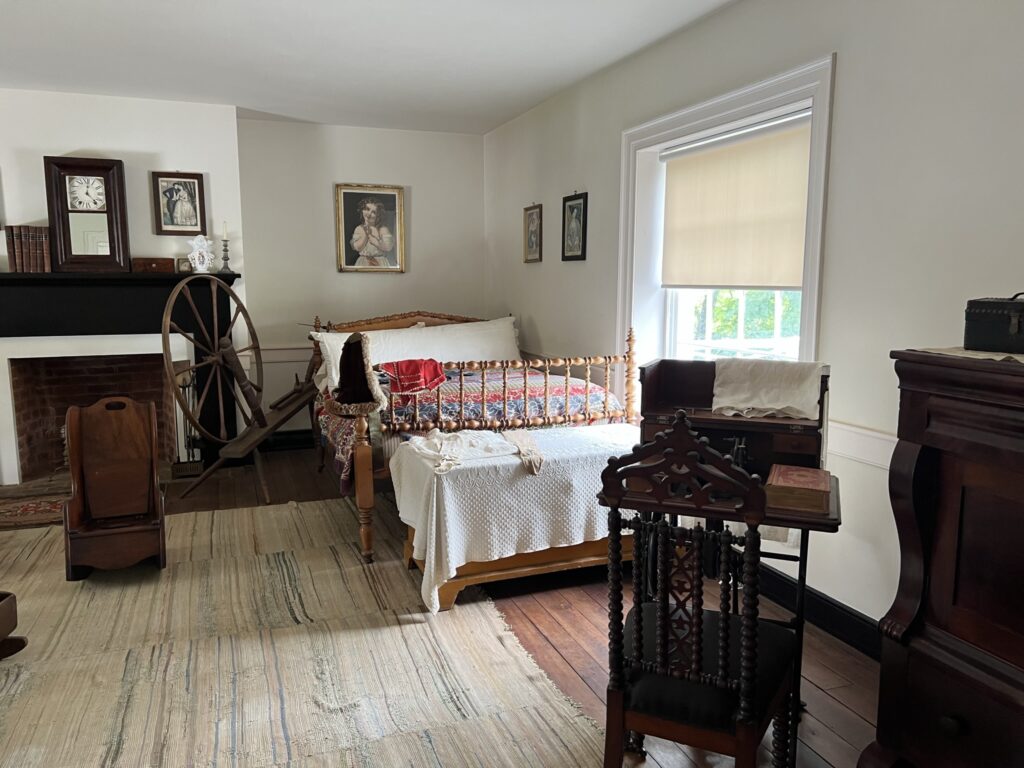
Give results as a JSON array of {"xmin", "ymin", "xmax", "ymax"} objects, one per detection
[
  {"xmin": 382, "ymin": 370, "xmax": 624, "ymax": 424},
  {"xmin": 317, "ymin": 370, "xmax": 625, "ymax": 494}
]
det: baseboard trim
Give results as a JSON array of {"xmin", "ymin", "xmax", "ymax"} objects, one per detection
[{"xmin": 760, "ymin": 563, "xmax": 881, "ymax": 660}]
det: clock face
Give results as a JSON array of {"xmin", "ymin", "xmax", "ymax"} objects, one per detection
[{"xmin": 66, "ymin": 175, "xmax": 107, "ymax": 211}]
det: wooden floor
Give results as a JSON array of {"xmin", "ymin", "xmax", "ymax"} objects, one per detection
[{"xmin": 166, "ymin": 448, "xmax": 879, "ymax": 768}]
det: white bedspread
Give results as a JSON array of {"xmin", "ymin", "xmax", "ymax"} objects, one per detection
[{"xmin": 390, "ymin": 424, "xmax": 640, "ymax": 612}]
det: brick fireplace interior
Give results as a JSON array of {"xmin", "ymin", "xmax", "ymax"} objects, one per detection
[{"xmin": 11, "ymin": 354, "xmax": 176, "ymax": 482}]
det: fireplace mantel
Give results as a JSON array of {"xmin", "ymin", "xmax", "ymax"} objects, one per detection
[
  {"xmin": 0, "ymin": 271, "xmax": 242, "ymax": 482},
  {"xmin": 0, "ymin": 271, "xmax": 240, "ymax": 338}
]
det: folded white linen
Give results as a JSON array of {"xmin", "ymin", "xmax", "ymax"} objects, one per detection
[
  {"xmin": 403, "ymin": 429, "xmax": 521, "ymax": 474},
  {"xmin": 390, "ymin": 424, "xmax": 640, "ymax": 612},
  {"xmin": 712, "ymin": 359, "xmax": 823, "ymax": 420},
  {"xmin": 501, "ymin": 430, "xmax": 544, "ymax": 474}
]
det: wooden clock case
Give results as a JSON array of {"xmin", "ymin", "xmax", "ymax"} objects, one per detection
[{"xmin": 43, "ymin": 156, "xmax": 131, "ymax": 272}]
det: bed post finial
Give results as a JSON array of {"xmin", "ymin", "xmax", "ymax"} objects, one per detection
[
  {"xmin": 625, "ymin": 327, "xmax": 637, "ymax": 424},
  {"xmin": 313, "ymin": 315, "xmax": 322, "ymax": 332}
]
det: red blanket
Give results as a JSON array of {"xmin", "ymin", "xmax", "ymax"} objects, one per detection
[{"xmin": 379, "ymin": 359, "xmax": 446, "ymax": 397}]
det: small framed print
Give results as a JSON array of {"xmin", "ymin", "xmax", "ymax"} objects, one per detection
[
  {"xmin": 523, "ymin": 204, "xmax": 542, "ymax": 263},
  {"xmin": 335, "ymin": 183, "xmax": 406, "ymax": 272},
  {"xmin": 562, "ymin": 191, "xmax": 587, "ymax": 261},
  {"xmin": 176, "ymin": 257, "xmax": 193, "ymax": 274},
  {"xmin": 152, "ymin": 172, "xmax": 207, "ymax": 236}
]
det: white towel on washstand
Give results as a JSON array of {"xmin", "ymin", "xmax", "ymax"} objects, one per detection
[{"xmin": 712, "ymin": 359, "xmax": 824, "ymax": 420}]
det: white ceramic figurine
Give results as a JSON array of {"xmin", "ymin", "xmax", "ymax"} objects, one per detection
[{"xmin": 187, "ymin": 234, "xmax": 215, "ymax": 273}]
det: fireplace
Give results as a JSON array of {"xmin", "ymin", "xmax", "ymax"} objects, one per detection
[
  {"xmin": 10, "ymin": 354, "xmax": 177, "ymax": 482},
  {"xmin": 0, "ymin": 271, "xmax": 241, "ymax": 486}
]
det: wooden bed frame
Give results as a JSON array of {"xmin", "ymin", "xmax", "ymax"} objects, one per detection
[
  {"xmin": 404, "ymin": 527, "xmax": 633, "ymax": 611},
  {"xmin": 309, "ymin": 309, "xmax": 637, "ymax": 606}
]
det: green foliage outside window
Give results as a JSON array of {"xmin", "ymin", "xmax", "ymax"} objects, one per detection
[
  {"xmin": 712, "ymin": 290, "xmax": 738, "ymax": 339},
  {"xmin": 743, "ymin": 291, "xmax": 775, "ymax": 339},
  {"xmin": 781, "ymin": 291, "xmax": 801, "ymax": 337}
]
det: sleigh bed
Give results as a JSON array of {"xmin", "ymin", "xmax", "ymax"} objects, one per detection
[{"xmin": 309, "ymin": 310, "xmax": 638, "ymax": 608}]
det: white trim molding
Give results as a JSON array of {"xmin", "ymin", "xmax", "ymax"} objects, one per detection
[
  {"xmin": 617, "ymin": 54, "xmax": 836, "ymax": 362},
  {"xmin": 0, "ymin": 333, "xmax": 189, "ymax": 485},
  {"xmin": 259, "ymin": 345, "xmax": 315, "ymax": 365},
  {"xmin": 827, "ymin": 420, "xmax": 897, "ymax": 471}
]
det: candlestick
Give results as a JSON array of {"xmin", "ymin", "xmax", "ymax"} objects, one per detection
[{"xmin": 219, "ymin": 234, "xmax": 232, "ymax": 274}]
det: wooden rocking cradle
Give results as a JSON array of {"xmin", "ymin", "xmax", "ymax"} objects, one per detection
[{"xmin": 63, "ymin": 396, "xmax": 166, "ymax": 580}]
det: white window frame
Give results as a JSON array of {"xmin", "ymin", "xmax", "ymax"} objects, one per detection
[
  {"xmin": 617, "ymin": 55, "xmax": 835, "ymax": 363},
  {"xmin": 665, "ymin": 288, "xmax": 802, "ymax": 360}
]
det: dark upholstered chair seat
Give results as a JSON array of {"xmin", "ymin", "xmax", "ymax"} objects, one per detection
[{"xmin": 623, "ymin": 603, "xmax": 796, "ymax": 733}]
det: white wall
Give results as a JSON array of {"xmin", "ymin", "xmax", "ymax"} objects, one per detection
[
  {"xmin": 0, "ymin": 89, "xmax": 244, "ymax": 278},
  {"xmin": 0, "ymin": 89, "xmax": 248, "ymax": 480},
  {"xmin": 483, "ymin": 0, "xmax": 1024, "ymax": 618},
  {"xmin": 237, "ymin": 120, "xmax": 486, "ymax": 430},
  {"xmin": 237, "ymin": 119, "xmax": 486, "ymax": 349}
]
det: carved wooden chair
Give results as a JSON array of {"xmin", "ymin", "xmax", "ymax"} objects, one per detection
[
  {"xmin": 63, "ymin": 396, "xmax": 166, "ymax": 580},
  {"xmin": 599, "ymin": 412, "xmax": 797, "ymax": 768}
]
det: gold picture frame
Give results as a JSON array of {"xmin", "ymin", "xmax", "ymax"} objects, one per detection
[{"xmin": 335, "ymin": 183, "xmax": 406, "ymax": 273}]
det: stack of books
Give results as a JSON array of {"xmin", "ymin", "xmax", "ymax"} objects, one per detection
[
  {"xmin": 765, "ymin": 464, "xmax": 831, "ymax": 516},
  {"xmin": 4, "ymin": 225, "xmax": 51, "ymax": 273}
]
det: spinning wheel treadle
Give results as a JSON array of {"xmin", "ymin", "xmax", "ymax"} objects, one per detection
[{"xmin": 161, "ymin": 275, "xmax": 319, "ymax": 503}]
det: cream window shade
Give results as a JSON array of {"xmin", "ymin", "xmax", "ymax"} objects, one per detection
[{"xmin": 661, "ymin": 117, "xmax": 812, "ymax": 289}]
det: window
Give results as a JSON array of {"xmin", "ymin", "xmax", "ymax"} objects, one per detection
[
  {"xmin": 667, "ymin": 288, "xmax": 802, "ymax": 360},
  {"xmin": 618, "ymin": 56, "xmax": 834, "ymax": 366},
  {"xmin": 662, "ymin": 111, "xmax": 812, "ymax": 360}
]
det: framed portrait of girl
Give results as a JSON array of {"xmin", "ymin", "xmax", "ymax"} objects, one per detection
[{"xmin": 335, "ymin": 183, "xmax": 406, "ymax": 273}]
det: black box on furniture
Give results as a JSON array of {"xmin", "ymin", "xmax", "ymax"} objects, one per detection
[{"xmin": 964, "ymin": 293, "xmax": 1024, "ymax": 353}]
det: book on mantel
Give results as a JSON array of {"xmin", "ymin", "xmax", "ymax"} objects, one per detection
[
  {"xmin": 4, "ymin": 225, "xmax": 50, "ymax": 273},
  {"xmin": 765, "ymin": 464, "xmax": 831, "ymax": 515}
]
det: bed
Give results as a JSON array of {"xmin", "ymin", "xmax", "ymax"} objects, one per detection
[
  {"xmin": 308, "ymin": 310, "xmax": 637, "ymax": 603},
  {"xmin": 392, "ymin": 423, "xmax": 641, "ymax": 611}
]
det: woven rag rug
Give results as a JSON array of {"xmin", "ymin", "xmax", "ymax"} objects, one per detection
[
  {"xmin": 0, "ymin": 496, "xmax": 603, "ymax": 767},
  {"xmin": 0, "ymin": 473, "xmax": 69, "ymax": 530}
]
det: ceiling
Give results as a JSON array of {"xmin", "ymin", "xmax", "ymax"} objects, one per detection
[{"xmin": 0, "ymin": 0, "xmax": 732, "ymax": 134}]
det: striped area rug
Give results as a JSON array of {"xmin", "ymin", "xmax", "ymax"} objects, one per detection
[{"xmin": 0, "ymin": 497, "xmax": 603, "ymax": 767}]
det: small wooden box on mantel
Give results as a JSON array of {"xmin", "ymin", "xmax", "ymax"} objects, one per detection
[{"xmin": 131, "ymin": 257, "xmax": 175, "ymax": 273}]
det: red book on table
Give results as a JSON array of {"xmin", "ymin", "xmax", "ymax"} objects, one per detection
[{"xmin": 765, "ymin": 464, "xmax": 831, "ymax": 514}]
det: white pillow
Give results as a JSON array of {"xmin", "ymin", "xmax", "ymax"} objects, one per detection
[
  {"xmin": 310, "ymin": 331, "xmax": 349, "ymax": 391},
  {"xmin": 363, "ymin": 316, "xmax": 520, "ymax": 366},
  {"xmin": 312, "ymin": 318, "xmax": 519, "ymax": 390}
]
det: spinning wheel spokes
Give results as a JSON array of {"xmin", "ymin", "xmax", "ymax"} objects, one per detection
[{"xmin": 161, "ymin": 275, "xmax": 264, "ymax": 445}]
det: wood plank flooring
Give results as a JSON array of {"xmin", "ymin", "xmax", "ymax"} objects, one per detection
[{"xmin": 165, "ymin": 448, "xmax": 879, "ymax": 768}]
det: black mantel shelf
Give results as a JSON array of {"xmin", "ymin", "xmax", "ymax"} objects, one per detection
[
  {"xmin": 0, "ymin": 271, "xmax": 240, "ymax": 338},
  {"xmin": 0, "ymin": 270, "xmax": 242, "ymax": 453},
  {"xmin": 0, "ymin": 271, "xmax": 240, "ymax": 286}
]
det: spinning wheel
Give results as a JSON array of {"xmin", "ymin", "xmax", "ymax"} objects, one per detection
[
  {"xmin": 162, "ymin": 275, "xmax": 263, "ymax": 443},
  {"xmin": 161, "ymin": 275, "xmax": 319, "ymax": 503}
]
